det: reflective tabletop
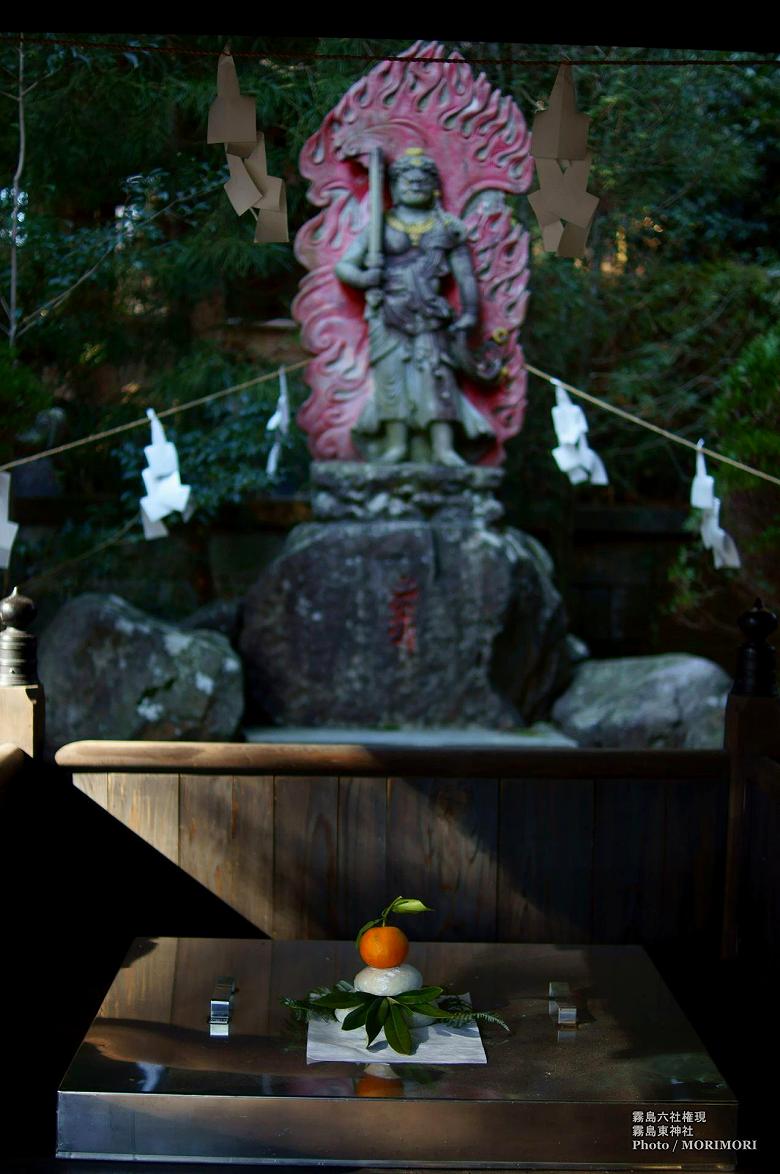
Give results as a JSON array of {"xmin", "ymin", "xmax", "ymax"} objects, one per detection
[{"xmin": 58, "ymin": 938, "xmax": 737, "ymax": 1169}]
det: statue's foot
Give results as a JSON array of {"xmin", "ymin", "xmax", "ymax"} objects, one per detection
[
  {"xmin": 430, "ymin": 422, "xmax": 465, "ymax": 467},
  {"xmin": 435, "ymin": 448, "xmax": 466, "ymax": 467},
  {"xmin": 378, "ymin": 445, "xmax": 408, "ymax": 464}
]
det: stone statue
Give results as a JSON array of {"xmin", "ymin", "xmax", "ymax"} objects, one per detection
[
  {"xmin": 293, "ymin": 41, "xmax": 533, "ymax": 466},
  {"xmin": 334, "ymin": 147, "xmax": 497, "ymax": 466},
  {"xmin": 241, "ymin": 46, "xmax": 576, "ymax": 732}
]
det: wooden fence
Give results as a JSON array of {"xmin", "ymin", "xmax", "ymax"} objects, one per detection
[
  {"xmin": 55, "ymin": 741, "xmax": 732, "ymax": 951},
  {"xmin": 2, "ymin": 590, "xmax": 779, "ymax": 961},
  {"xmin": 725, "ymin": 696, "xmax": 780, "ymax": 961}
]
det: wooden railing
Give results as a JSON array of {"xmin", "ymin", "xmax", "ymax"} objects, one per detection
[
  {"xmin": 54, "ymin": 740, "xmax": 727, "ymax": 778},
  {"xmin": 56, "ymin": 740, "xmax": 731, "ymax": 949},
  {"xmin": 0, "ymin": 741, "xmax": 25, "ymax": 792}
]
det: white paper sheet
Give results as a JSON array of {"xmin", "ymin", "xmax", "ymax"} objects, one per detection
[{"xmin": 306, "ymin": 995, "xmax": 487, "ymax": 1065}]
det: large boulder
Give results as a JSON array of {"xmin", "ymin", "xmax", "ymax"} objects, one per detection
[
  {"xmin": 240, "ymin": 518, "xmax": 571, "ymax": 729},
  {"xmin": 39, "ymin": 593, "xmax": 243, "ymax": 757},
  {"xmin": 551, "ymin": 653, "xmax": 731, "ymax": 748},
  {"xmin": 489, "ymin": 531, "xmax": 578, "ymax": 722}
]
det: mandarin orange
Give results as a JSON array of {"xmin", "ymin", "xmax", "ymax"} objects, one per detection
[{"xmin": 358, "ymin": 925, "xmax": 409, "ymax": 968}]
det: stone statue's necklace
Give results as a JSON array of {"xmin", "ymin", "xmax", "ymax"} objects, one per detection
[{"xmin": 386, "ymin": 213, "xmax": 436, "ymax": 247}]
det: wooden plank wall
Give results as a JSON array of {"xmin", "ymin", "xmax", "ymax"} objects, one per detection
[
  {"xmin": 73, "ymin": 768, "xmax": 729, "ymax": 950},
  {"xmin": 739, "ymin": 756, "xmax": 780, "ymax": 961}
]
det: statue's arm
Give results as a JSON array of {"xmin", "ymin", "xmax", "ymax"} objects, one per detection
[
  {"xmin": 335, "ymin": 232, "xmax": 382, "ymax": 290},
  {"xmin": 449, "ymin": 239, "xmax": 479, "ymax": 331}
]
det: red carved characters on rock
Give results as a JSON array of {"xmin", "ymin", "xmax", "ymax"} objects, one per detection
[{"xmin": 388, "ymin": 575, "xmax": 420, "ymax": 655}]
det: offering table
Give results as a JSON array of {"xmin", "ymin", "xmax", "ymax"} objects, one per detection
[{"xmin": 58, "ymin": 938, "xmax": 737, "ymax": 1170}]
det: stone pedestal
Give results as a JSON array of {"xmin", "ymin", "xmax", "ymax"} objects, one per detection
[
  {"xmin": 310, "ymin": 462, "xmax": 505, "ymax": 525},
  {"xmin": 240, "ymin": 464, "xmax": 572, "ymax": 729}
]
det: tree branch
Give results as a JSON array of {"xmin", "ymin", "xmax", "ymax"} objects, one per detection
[
  {"xmin": 17, "ymin": 179, "xmax": 224, "ymax": 337},
  {"xmin": 17, "ymin": 241, "xmax": 116, "ymax": 335},
  {"xmin": 8, "ymin": 35, "xmax": 25, "ymax": 350},
  {"xmin": 21, "ymin": 66, "xmax": 63, "ymax": 97},
  {"xmin": 4, "ymin": 46, "xmax": 66, "ymax": 342}
]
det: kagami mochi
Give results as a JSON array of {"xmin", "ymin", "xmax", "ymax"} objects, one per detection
[
  {"xmin": 281, "ymin": 896, "xmax": 508, "ymax": 1055},
  {"xmin": 341, "ymin": 899, "xmax": 436, "ymax": 1030}
]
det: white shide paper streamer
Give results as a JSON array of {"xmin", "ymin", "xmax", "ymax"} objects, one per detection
[
  {"xmin": 550, "ymin": 379, "xmax": 608, "ymax": 486},
  {"xmin": 265, "ymin": 366, "xmax": 290, "ymax": 477},
  {"xmin": 0, "ymin": 472, "xmax": 19, "ymax": 569},
  {"xmin": 139, "ymin": 409, "xmax": 193, "ymax": 540},
  {"xmin": 690, "ymin": 439, "xmax": 740, "ymax": 570}
]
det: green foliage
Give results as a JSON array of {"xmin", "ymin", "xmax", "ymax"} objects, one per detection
[
  {"xmin": 511, "ymin": 260, "xmax": 778, "ymax": 503},
  {"xmin": 280, "ymin": 981, "xmax": 508, "ymax": 1054},
  {"xmin": 666, "ymin": 326, "xmax": 780, "ymax": 624},
  {"xmin": 494, "ymin": 45, "xmax": 780, "ymax": 524},
  {"xmin": 113, "ymin": 346, "xmax": 310, "ymax": 519},
  {"xmin": 711, "ymin": 327, "xmax": 780, "ymax": 482},
  {"xmin": 0, "ymin": 349, "xmax": 50, "ymax": 461},
  {"xmin": 437, "ymin": 996, "xmax": 512, "ymax": 1031},
  {"xmin": 2, "ymin": 35, "xmax": 779, "ymax": 595}
]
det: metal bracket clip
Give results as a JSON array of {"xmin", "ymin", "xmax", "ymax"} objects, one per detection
[
  {"xmin": 548, "ymin": 980, "xmax": 578, "ymax": 1028},
  {"xmin": 209, "ymin": 975, "xmax": 236, "ymax": 1037}
]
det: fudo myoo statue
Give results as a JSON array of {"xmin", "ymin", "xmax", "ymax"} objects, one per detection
[
  {"xmin": 242, "ymin": 47, "xmax": 570, "ymax": 733},
  {"xmin": 294, "ymin": 41, "xmax": 533, "ymax": 467},
  {"xmin": 334, "ymin": 148, "xmax": 496, "ymax": 466}
]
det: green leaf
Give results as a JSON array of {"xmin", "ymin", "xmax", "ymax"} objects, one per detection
[
  {"xmin": 406, "ymin": 1002, "xmax": 452, "ymax": 1019},
  {"xmin": 385, "ymin": 1002, "xmax": 413, "ymax": 1054},
  {"xmin": 436, "ymin": 1004, "xmax": 510, "ymax": 1032},
  {"xmin": 280, "ymin": 996, "xmax": 335, "ymax": 1022},
  {"xmin": 434, "ymin": 996, "xmax": 510, "ymax": 1032},
  {"xmin": 469, "ymin": 1010, "xmax": 511, "ymax": 1032},
  {"xmin": 394, "ymin": 986, "xmax": 443, "ymax": 1004},
  {"xmin": 341, "ymin": 1001, "xmax": 372, "ymax": 1032},
  {"xmin": 355, "ymin": 917, "xmax": 382, "ymax": 947},
  {"xmin": 386, "ymin": 897, "xmax": 433, "ymax": 916},
  {"xmin": 365, "ymin": 996, "xmax": 389, "ymax": 1046},
  {"xmin": 438, "ymin": 995, "xmax": 471, "ymax": 1014},
  {"xmin": 312, "ymin": 992, "xmax": 366, "ymax": 1010}
]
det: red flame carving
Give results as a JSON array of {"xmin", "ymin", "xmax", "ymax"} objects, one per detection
[{"xmin": 293, "ymin": 41, "xmax": 532, "ymax": 465}]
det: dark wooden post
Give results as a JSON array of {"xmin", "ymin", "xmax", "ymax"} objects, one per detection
[
  {"xmin": 0, "ymin": 588, "xmax": 45, "ymax": 758},
  {"xmin": 721, "ymin": 599, "xmax": 780, "ymax": 958}
]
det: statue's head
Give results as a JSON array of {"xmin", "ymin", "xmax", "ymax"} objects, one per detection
[{"xmin": 388, "ymin": 147, "xmax": 440, "ymax": 208}]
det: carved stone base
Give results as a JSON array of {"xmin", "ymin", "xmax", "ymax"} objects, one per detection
[
  {"xmin": 240, "ymin": 512, "xmax": 573, "ymax": 730},
  {"xmin": 311, "ymin": 461, "xmax": 505, "ymax": 524}
]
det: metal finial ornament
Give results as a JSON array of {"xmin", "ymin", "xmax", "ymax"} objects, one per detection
[
  {"xmin": 731, "ymin": 598, "xmax": 778, "ymax": 698},
  {"xmin": 0, "ymin": 586, "xmax": 38, "ymax": 686}
]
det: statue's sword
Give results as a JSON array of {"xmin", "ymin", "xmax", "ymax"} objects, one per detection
[{"xmin": 366, "ymin": 146, "xmax": 384, "ymax": 309}]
